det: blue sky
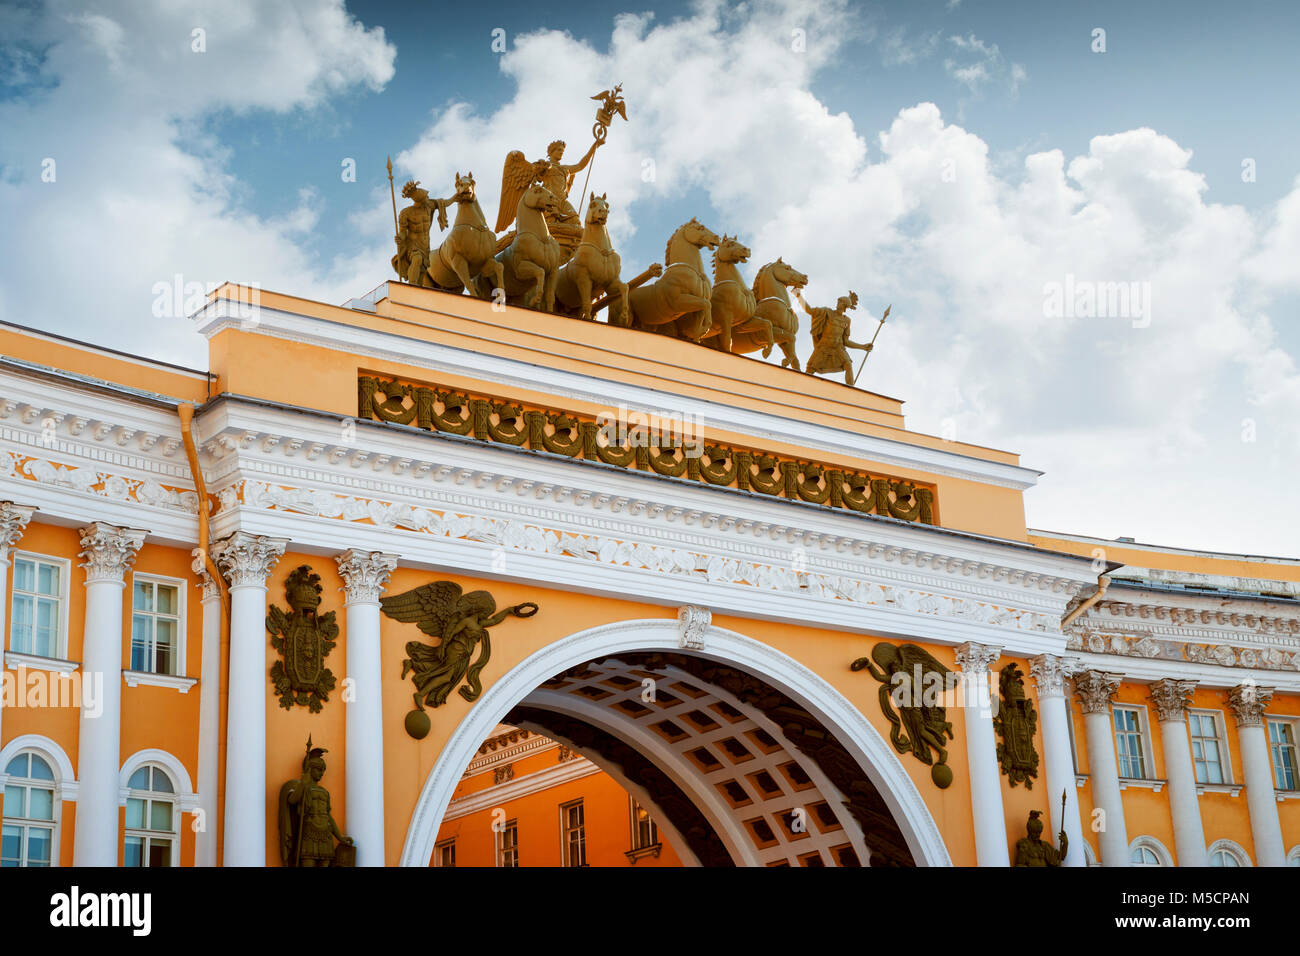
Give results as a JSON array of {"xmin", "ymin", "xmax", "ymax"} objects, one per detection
[{"xmin": 1, "ymin": 0, "xmax": 1298, "ymax": 555}]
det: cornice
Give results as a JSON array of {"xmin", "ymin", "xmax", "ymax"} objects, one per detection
[{"xmin": 191, "ymin": 298, "xmax": 1042, "ymax": 491}]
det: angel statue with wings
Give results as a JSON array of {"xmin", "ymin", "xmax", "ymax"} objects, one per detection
[
  {"xmin": 496, "ymin": 139, "xmax": 602, "ymax": 249},
  {"xmin": 381, "ymin": 581, "xmax": 539, "ymax": 738}
]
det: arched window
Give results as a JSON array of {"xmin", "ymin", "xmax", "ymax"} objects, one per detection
[
  {"xmin": 123, "ymin": 765, "xmax": 177, "ymax": 867},
  {"xmin": 2, "ymin": 753, "xmax": 56, "ymax": 866},
  {"xmin": 1207, "ymin": 839, "xmax": 1250, "ymax": 868},
  {"xmin": 1287, "ymin": 846, "xmax": 1300, "ymax": 867},
  {"xmin": 1128, "ymin": 836, "xmax": 1172, "ymax": 867}
]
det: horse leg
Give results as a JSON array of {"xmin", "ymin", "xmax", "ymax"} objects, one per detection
[
  {"xmin": 609, "ymin": 279, "xmax": 629, "ymax": 326},
  {"xmin": 516, "ymin": 261, "xmax": 544, "ymax": 309},
  {"xmin": 576, "ymin": 269, "xmax": 594, "ymax": 321},
  {"xmin": 448, "ymin": 253, "xmax": 476, "ymax": 296},
  {"xmin": 779, "ymin": 339, "xmax": 801, "ymax": 371},
  {"xmin": 482, "ymin": 258, "xmax": 506, "ymax": 305},
  {"xmin": 542, "ymin": 267, "xmax": 558, "ymax": 313}
]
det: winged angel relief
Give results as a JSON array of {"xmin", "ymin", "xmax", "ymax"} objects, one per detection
[
  {"xmin": 851, "ymin": 642, "xmax": 956, "ymax": 788},
  {"xmin": 380, "ymin": 581, "xmax": 538, "ymax": 739}
]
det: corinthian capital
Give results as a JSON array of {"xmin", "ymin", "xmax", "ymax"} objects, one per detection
[
  {"xmin": 190, "ymin": 548, "xmax": 220, "ymax": 602},
  {"xmin": 1149, "ymin": 679, "xmax": 1197, "ymax": 723},
  {"xmin": 1073, "ymin": 670, "xmax": 1123, "ymax": 715},
  {"xmin": 0, "ymin": 502, "xmax": 37, "ymax": 563},
  {"xmin": 78, "ymin": 522, "xmax": 147, "ymax": 584},
  {"xmin": 954, "ymin": 642, "xmax": 1002, "ymax": 674},
  {"xmin": 335, "ymin": 549, "xmax": 399, "ymax": 604},
  {"xmin": 211, "ymin": 532, "xmax": 288, "ymax": 588},
  {"xmin": 1028, "ymin": 654, "xmax": 1081, "ymax": 699},
  {"xmin": 1227, "ymin": 683, "xmax": 1275, "ymax": 728}
]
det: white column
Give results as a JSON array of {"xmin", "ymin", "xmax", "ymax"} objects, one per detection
[
  {"xmin": 212, "ymin": 532, "xmax": 287, "ymax": 867},
  {"xmin": 191, "ymin": 550, "xmax": 222, "ymax": 867},
  {"xmin": 73, "ymin": 522, "xmax": 146, "ymax": 866},
  {"xmin": 1074, "ymin": 671, "xmax": 1129, "ymax": 865},
  {"xmin": 1228, "ymin": 684, "xmax": 1286, "ymax": 867},
  {"xmin": 954, "ymin": 642, "xmax": 1009, "ymax": 866},
  {"xmin": 1149, "ymin": 679, "xmax": 1208, "ymax": 866},
  {"xmin": 1029, "ymin": 654, "xmax": 1086, "ymax": 866},
  {"xmin": 0, "ymin": 503, "xmax": 37, "ymax": 764},
  {"xmin": 335, "ymin": 549, "xmax": 398, "ymax": 868}
]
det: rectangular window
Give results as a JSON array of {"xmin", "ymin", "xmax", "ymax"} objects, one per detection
[
  {"xmin": 130, "ymin": 578, "xmax": 182, "ymax": 675},
  {"xmin": 1269, "ymin": 719, "xmax": 1298, "ymax": 791},
  {"xmin": 561, "ymin": 799, "xmax": 586, "ymax": 867},
  {"xmin": 1113, "ymin": 706, "xmax": 1147, "ymax": 778},
  {"xmin": 1188, "ymin": 711, "xmax": 1227, "ymax": 784},
  {"xmin": 10, "ymin": 555, "xmax": 65, "ymax": 658},
  {"xmin": 496, "ymin": 820, "xmax": 518, "ymax": 868},
  {"xmin": 434, "ymin": 838, "xmax": 456, "ymax": 867},
  {"xmin": 630, "ymin": 798, "xmax": 658, "ymax": 850}
]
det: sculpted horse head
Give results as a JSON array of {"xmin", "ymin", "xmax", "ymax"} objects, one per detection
[
  {"xmin": 519, "ymin": 182, "xmax": 559, "ymax": 225},
  {"xmin": 762, "ymin": 256, "xmax": 807, "ymax": 291},
  {"xmin": 667, "ymin": 217, "xmax": 721, "ymax": 261},
  {"xmin": 452, "ymin": 171, "xmax": 477, "ymax": 203},
  {"xmin": 713, "ymin": 234, "xmax": 751, "ymax": 267},
  {"xmin": 585, "ymin": 191, "xmax": 610, "ymax": 227}
]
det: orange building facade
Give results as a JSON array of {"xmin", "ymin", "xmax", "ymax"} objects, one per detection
[{"xmin": 0, "ymin": 282, "xmax": 1297, "ymax": 867}]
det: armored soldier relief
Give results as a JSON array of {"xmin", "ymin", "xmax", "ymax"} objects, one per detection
[
  {"xmin": 851, "ymin": 642, "xmax": 956, "ymax": 788},
  {"xmin": 1013, "ymin": 808, "xmax": 1067, "ymax": 867},
  {"xmin": 380, "ymin": 581, "xmax": 539, "ymax": 739},
  {"xmin": 993, "ymin": 663, "xmax": 1040, "ymax": 788},
  {"xmin": 278, "ymin": 738, "xmax": 354, "ymax": 867},
  {"xmin": 267, "ymin": 565, "xmax": 339, "ymax": 713}
]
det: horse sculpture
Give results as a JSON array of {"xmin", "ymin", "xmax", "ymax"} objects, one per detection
[
  {"xmin": 627, "ymin": 218, "xmax": 721, "ymax": 341},
  {"xmin": 554, "ymin": 192, "xmax": 629, "ymax": 324},
  {"xmin": 696, "ymin": 235, "xmax": 758, "ymax": 354},
  {"xmin": 424, "ymin": 172, "xmax": 504, "ymax": 299},
  {"xmin": 495, "ymin": 182, "xmax": 564, "ymax": 311},
  {"xmin": 733, "ymin": 258, "xmax": 807, "ymax": 370}
]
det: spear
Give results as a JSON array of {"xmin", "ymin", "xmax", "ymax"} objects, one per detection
[
  {"xmin": 386, "ymin": 156, "xmax": 399, "ymax": 242},
  {"xmin": 851, "ymin": 304, "xmax": 891, "ymax": 386}
]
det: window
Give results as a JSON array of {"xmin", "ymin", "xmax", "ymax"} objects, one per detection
[
  {"xmin": 130, "ymin": 578, "xmax": 182, "ymax": 675},
  {"xmin": 1269, "ymin": 719, "xmax": 1298, "ymax": 791},
  {"xmin": 1188, "ymin": 711, "xmax": 1227, "ymax": 784},
  {"xmin": 434, "ymin": 838, "xmax": 456, "ymax": 867},
  {"xmin": 2, "ymin": 753, "xmax": 56, "ymax": 866},
  {"xmin": 1130, "ymin": 845, "xmax": 1161, "ymax": 866},
  {"xmin": 1113, "ymin": 706, "xmax": 1148, "ymax": 778},
  {"xmin": 1208, "ymin": 840, "xmax": 1250, "ymax": 867},
  {"xmin": 1209, "ymin": 849, "xmax": 1239, "ymax": 867},
  {"xmin": 123, "ymin": 765, "xmax": 176, "ymax": 867},
  {"xmin": 496, "ymin": 820, "xmax": 518, "ymax": 868},
  {"xmin": 560, "ymin": 799, "xmax": 586, "ymax": 867},
  {"xmin": 630, "ymin": 798, "xmax": 658, "ymax": 851},
  {"xmin": 10, "ymin": 554, "xmax": 66, "ymax": 658},
  {"xmin": 1128, "ymin": 837, "xmax": 1170, "ymax": 867}
]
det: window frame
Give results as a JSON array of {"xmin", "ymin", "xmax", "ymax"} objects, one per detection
[
  {"xmin": 1187, "ymin": 708, "xmax": 1231, "ymax": 785},
  {"xmin": 1, "ymin": 751, "xmax": 59, "ymax": 867},
  {"xmin": 122, "ymin": 763, "xmax": 179, "ymax": 868},
  {"xmin": 629, "ymin": 796, "xmax": 659, "ymax": 851},
  {"xmin": 1267, "ymin": 716, "xmax": 1299, "ymax": 792},
  {"xmin": 1128, "ymin": 835, "xmax": 1172, "ymax": 867},
  {"xmin": 127, "ymin": 573, "xmax": 187, "ymax": 678},
  {"xmin": 433, "ymin": 837, "xmax": 456, "ymax": 867},
  {"xmin": 1206, "ymin": 838, "xmax": 1251, "ymax": 867},
  {"xmin": 7, "ymin": 551, "xmax": 71, "ymax": 661},
  {"xmin": 495, "ymin": 819, "xmax": 519, "ymax": 868},
  {"xmin": 1112, "ymin": 704, "xmax": 1154, "ymax": 781},
  {"xmin": 560, "ymin": 798, "xmax": 586, "ymax": 867}
]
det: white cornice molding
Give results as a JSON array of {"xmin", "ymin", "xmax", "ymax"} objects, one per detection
[
  {"xmin": 191, "ymin": 298, "xmax": 1042, "ymax": 491},
  {"xmin": 441, "ymin": 757, "xmax": 601, "ymax": 821},
  {"xmin": 122, "ymin": 671, "xmax": 198, "ymax": 693}
]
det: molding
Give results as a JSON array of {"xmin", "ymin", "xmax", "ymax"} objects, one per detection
[
  {"xmin": 1075, "ymin": 772, "xmax": 1089, "ymax": 787},
  {"xmin": 3, "ymin": 651, "xmax": 80, "ymax": 674},
  {"xmin": 1206, "ymin": 838, "xmax": 1252, "ymax": 866},
  {"xmin": 440, "ymin": 757, "xmax": 601, "ymax": 821},
  {"xmin": 118, "ymin": 747, "xmax": 200, "ymax": 813},
  {"xmin": 1276, "ymin": 790, "xmax": 1300, "ymax": 802},
  {"xmin": 123, "ymin": 670, "xmax": 197, "ymax": 693},
  {"xmin": 677, "ymin": 606, "xmax": 711, "ymax": 650},
  {"xmin": 0, "ymin": 733, "xmax": 79, "ymax": 801},
  {"xmin": 1118, "ymin": 777, "xmax": 1166, "ymax": 793},
  {"xmin": 0, "ymin": 501, "xmax": 36, "ymax": 561},
  {"xmin": 1195, "ymin": 782, "xmax": 1243, "ymax": 797},
  {"xmin": 1129, "ymin": 834, "xmax": 1173, "ymax": 866},
  {"xmin": 191, "ymin": 297, "xmax": 1043, "ymax": 492}
]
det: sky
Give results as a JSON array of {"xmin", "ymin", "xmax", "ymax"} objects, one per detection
[{"xmin": 1, "ymin": 0, "xmax": 1298, "ymax": 557}]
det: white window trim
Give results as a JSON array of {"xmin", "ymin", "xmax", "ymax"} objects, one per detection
[
  {"xmin": 1128, "ymin": 835, "xmax": 1173, "ymax": 867},
  {"xmin": 560, "ymin": 798, "xmax": 586, "ymax": 867},
  {"xmin": 1287, "ymin": 845, "xmax": 1300, "ymax": 866},
  {"xmin": 433, "ymin": 837, "xmax": 456, "ymax": 867},
  {"xmin": 0, "ymin": 734, "xmax": 79, "ymax": 867},
  {"xmin": 3, "ymin": 651, "xmax": 79, "ymax": 674},
  {"xmin": 118, "ymin": 748, "xmax": 199, "ymax": 813},
  {"xmin": 1112, "ymin": 703, "xmax": 1157, "ymax": 783},
  {"xmin": 8, "ymin": 550, "xmax": 72, "ymax": 660},
  {"xmin": 1187, "ymin": 707, "xmax": 1233, "ymax": 787},
  {"xmin": 495, "ymin": 819, "xmax": 518, "ymax": 868},
  {"xmin": 1266, "ymin": 714, "xmax": 1300, "ymax": 795},
  {"xmin": 121, "ymin": 763, "xmax": 181, "ymax": 868},
  {"xmin": 123, "ymin": 671, "xmax": 197, "ymax": 693},
  {"xmin": 1206, "ymin": 838, "xmax": 1252, "ymax": 867},
  {"xmin": 127, "ymin": 572, "xmax": 188, "ymax": 678}
]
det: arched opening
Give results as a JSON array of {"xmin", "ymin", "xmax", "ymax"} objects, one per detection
[{"xmin": 402, "ymin": 619, "xmax": 949, "ymax": 867}]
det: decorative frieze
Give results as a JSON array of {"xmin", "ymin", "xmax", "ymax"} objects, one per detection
[
  {"xmin": 1149, "ymin": 679, "xmax": 1197, "ymax": 723},
  {"xmin": 358, "ymin": 375, "xmax": 937, "ymax": 525},
  {"xmin": 335, "ymin": 549, "xmax": 399, "ymax": 605},
  {"xmin": 211, "ymin": 532, "xmax": 288, "ymax": 588},
  {"xmin": 78, "ymin": 522, "xmax": 147, "ymax": 584},
  {"xmin": 1227, "ymin": 684, "xmax": 1275, "ymax": 728}
]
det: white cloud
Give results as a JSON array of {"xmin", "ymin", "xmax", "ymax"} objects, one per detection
[{"xmin": 943, "ymin": 33, "xmax": 1025, "ymax": 94}]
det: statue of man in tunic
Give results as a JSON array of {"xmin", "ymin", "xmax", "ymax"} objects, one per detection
[
  {"xmin": 278, "ymin": 739, "xmax": 354, "ymax": 867},
  {"xmin": 1013, "ymin": 810, "xmax": 1068, "ymax": 867}
]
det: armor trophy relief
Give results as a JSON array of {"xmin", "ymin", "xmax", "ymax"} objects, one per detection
[{"xmin": 386, "ymin": 84, "xmax": 893, "ymax": 387}]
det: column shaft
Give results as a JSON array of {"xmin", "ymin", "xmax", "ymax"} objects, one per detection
[
  {"xmin": 1075, "ymin": 670, "xmax": 1129, "ymax": 866},
  {"xmin": 192, "ymin": 552, "xmax": 221, "ymax": 867},
  {"xmin": 1030, "ymin": 655, "xmax": 1085, "ymax": 866},
  {"xmin": 1150, "ymin": 679, "xmax": 1206, "ymax": 866},
  {"xmin": 1230, "ymin": 685, "xmax": 1285, "ymax": 866},
  {"xmin": 956, "ymin": 643, "xmax": 1009, "ymax": 866}
]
